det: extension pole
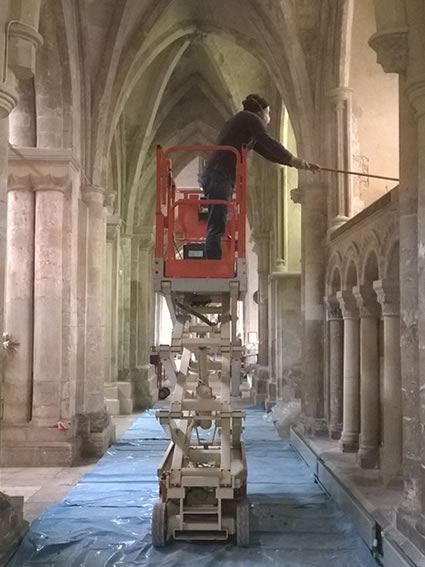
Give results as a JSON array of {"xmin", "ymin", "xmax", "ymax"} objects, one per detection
[{"xmin": 320, "ymin": 166, "xmax": 399, "ymax": 183}]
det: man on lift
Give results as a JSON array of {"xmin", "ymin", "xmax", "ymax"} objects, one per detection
[{"xmin": 201, "ymin": 94, "xmax": 320, "ymax": 259}]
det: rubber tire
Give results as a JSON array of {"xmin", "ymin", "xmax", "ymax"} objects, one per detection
[
  {"xmin": 152, "ymin": 501, "xmax": 167, "ymax": 547},
  {"xmin": 236, "ymin": 497, "xmax": 250, "ymax": 547}
]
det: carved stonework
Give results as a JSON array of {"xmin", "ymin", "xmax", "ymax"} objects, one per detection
[
  {"xmin": 82, "ymin": 184, "xmax": 106, "ymax": 206},
  {"xmin": 336, "ymin": 290, "xmax": 359, "ymax": 319},
  {"xmin": 104, "ymin": 191, "xmax": 117, "ymax": 215},
  {"xmin": 0, "ymin": 82, "xmax": 18, "ymax": 119},
  {"xmin": 373, "ymin": 279, "xmax": 400, "ymax": 316},
  {"xmin": 7, "ymin": 173, "xmax": 32, "ymax": 192},
  {"xmin": 353, "ymin": 285, "xmax": 381, "ymax": 318},
  {"xmin": 406, "ymin": 81, "xmax": 425, "ymax": 119},
  {"xmin": 106, "ymin": 216, "xmax": 121, "ymax": 242},
  {"xmin": 369, "ymin": 28, "xmax": 408, "ymax": 75},
  {"xmin": 32, "ymin": 174, "xmax": 71, "ymax": 193},
  {"xmin": 324, "ymin": 296, "xmax": 342, "ymax": 320},
  {"xmin": 7, "ymin": 20, "xmax": 44, "ymax": 80}
]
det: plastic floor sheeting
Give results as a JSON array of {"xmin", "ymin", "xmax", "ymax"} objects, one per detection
[{"xmin": 8, "ymin": 408, "xmax": 377, "ymax": 567}]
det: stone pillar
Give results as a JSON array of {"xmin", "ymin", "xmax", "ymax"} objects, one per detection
[
  {"xmin": 326, "ymin": 87, "xmax": 353, "ymax": 229},
  {"xmin": 133, "ymin": 232, "xmax": 156, "ymax": 409},
  {"xmin": 32, "ymin": 176, "xmax": 66, "ymax": 426},
  {"xmin": 105, "ymin": 215, "xmax": 120, "ymax": 383},
  {"xmin": 297, "ymin": 182, "xmax": 327, "ymax": 435},
  {"xmin": 374, "ymin": 279, "xmax": 402, "ymax": 483},
  {"xmin": 408, "ymin": 78, "xmax": 425, "ymax": 538},
  {"xmin": 81, "ymin": 185, "xmax": 114, "ymax": 455},
  {"xmin": 354, "ymin": 285, "xmax": 381, "ymax": 469},
  {"xmin": 337, "ymin": 290, "xmax": 360, "ymax": 452},
  {"xmin": 130, "ymin": 235, "xmax": 140, "ymax": 370},
  {"xmin": 255, "ymin": 233, "xmax": 270, "ymax": 367},
  {"xmin": 3, "ymin": 175, "xmax": 34, "ymax": 422},
  {"xmin": 325, "ymin": 296, "xmax": 344, "ymax": 440},
  {"xmin": 119, "ymin": 233, "xmax": 131, "ymax": 376},
  {"xmin": 136, "ymin": 234, "xmax": 154, "ymax": 367}
]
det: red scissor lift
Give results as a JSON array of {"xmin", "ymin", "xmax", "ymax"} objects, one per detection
[{"xmin": 152, "ymin": 146, "xmax": 250, "ymax": 546}]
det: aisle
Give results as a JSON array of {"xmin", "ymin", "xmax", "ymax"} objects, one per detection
[{"xmin": 8, "ymin": 408, "xmax": 377, "ymax": 566}]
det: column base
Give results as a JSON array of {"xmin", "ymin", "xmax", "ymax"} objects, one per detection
[
  {"xmin": 129, "ymin": 365, "xmax": 158, "ymax": 410},
  {"xmin": 358, "ymin": 445, "xmax": 379, "ymax": 469},
  {"xmin": 78, "ymin": 410, "xmax": 116, "ymax": 458},
  {"xmin": 380, "ymin": 462, "xmax": 403, "ymax": 487},
  {"xmin": 0, "ymin": 492, "xmax": 28, "ymax": 566},
  {"xmin": 329, "ymin": 425, "xmax": 342, "ymax": 441},
  {"xmin": 252, "ymin": 365, "xmax": 269, "ymax": 407},
  {"xmin": 299, "ymin": 417, "xmax": 328, "ymax": 437},
  {"xmin": 265, "ymin": 378, "xmax": 278, "ymax": 412},
  {"xmin": 339, "ymin": 432, "xmax": 359, "ymax": 453}
]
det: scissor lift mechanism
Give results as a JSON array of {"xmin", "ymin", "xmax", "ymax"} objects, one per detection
[{"xmin": 152, "ymin": 145, "xmax": 249, "ymax": 546}]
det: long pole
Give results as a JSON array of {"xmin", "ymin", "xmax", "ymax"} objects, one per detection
[{"xmin": 320, "ymin": 166, "xmax": 399, "ymax": 183}]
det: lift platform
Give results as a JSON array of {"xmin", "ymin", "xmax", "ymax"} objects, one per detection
[{"xmin": 152, "ymin": 145, "xmax": 250, "ymax": 546}]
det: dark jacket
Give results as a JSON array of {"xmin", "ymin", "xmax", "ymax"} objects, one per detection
[{"xmin": 204, "ymin": 110, "xmax": 296, "ymax": 182}]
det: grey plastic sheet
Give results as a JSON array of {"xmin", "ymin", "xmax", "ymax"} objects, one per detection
[{"xmin": 8, "ymin": 408, "xmax": 377, "ymax": 566}]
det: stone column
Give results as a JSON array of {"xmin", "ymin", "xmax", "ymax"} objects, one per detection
[
  {"xmin": 136, "ymin": 233, "xmax": 154, "ymax": 367},
  {"xmin": 298, "ymin": 182, "xmax": 327, "ymax": 434},
  {"xmin": 31, "ymin": 176, "xmax": 67, "ymax": 425},
  {"xmin": 254, "ymin": 233, "xmax": 270, "ymax": 367},
  {"xmin": 374, "ymin": 279, "xmax": 402, "ymax": 483},
  {"xmin": 130, "ymin": 235, "xmax": 140, "ymax": 370},
  {"xmin": 368, "ymin": 11, "xmax": 419, "ymax": 530},
  {"xmin": 119, "ymin": 233, "xmax": 131, "ymax": 376},
  {"xmin": 407, "ymin": 78, "xmax": 425, "ymax": 538},
  {"xmin": 326, "ymin": 87, "xmax": 353, "ymax": 229},
  {"xmin": 325, "ymin": 296, "xmax": 344, "ymax": 440},
  {"xmin": 337, "ymin": 290, "xmax": 360, "ymax": 452},
  {"xmin": 81, "ymin": 185, "xmax": 113, "ymax": 454},
  {"xmin": 105, "ymin": 215, "xmax": 120, "ymax": 383},
  {"xmin": 354, "ymin": 285, "xmax": 381, "ymax": 469},
  {"xmin": 133, "ymin": 232, "xmax": 156, "ymax": 409},
  {"xmin": 3, "ymin": 175, "xmax": 34, "ymax": 422}
]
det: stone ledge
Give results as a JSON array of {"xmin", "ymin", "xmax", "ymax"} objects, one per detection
[{"xmin": 290, "ymin": 428, "xmax": 425, "ymax": 567}]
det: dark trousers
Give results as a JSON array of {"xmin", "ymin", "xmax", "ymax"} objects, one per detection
[{"xmin": 200, "ymin": 168, "xmax": 233, "ymax": 259}]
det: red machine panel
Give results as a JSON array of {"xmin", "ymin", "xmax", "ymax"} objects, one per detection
[{"xmin": 155, "ymin": 145, "xmax": 247, "ymax": 279}]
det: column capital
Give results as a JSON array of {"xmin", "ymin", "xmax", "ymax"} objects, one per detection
[
  {"xmin": 7, "ymin": 173, "xmax": 32, "ymax": 192},
  {"xmin": 106, "ymin": 216, "xmax": 121, "ymax": 242},
  {"xmin": 324, "ymin": 296, "xmax": 342, "ymax": 320},
  {"xmin": 406, "ymin": 80, "xmax": 425, "ymax": 119},
  {"xmin": 8, "ymin": 173, "xmax": 70, "ymax": 193},
  {"xmin": 373, "ymin": 279, "xmax": 400, "ymax": 316},
  {"xmin": 353, "ymin": 285, "xmax": 381, "ymax": 318},
  {"xmin": 368, "ymin": 28, "xmax": 408, "ymax": 75},
  {"xmin": 133, "ymin": 229, "xmax": 154, "ymax": 249},
  {"xmin": 336, "ymin": 290, "xmax": 359, "ymax": 319},
  {"xmin": 326, "ymin": 87, "xmax": 353, "ymax": 104},
  {"xmin": 104, "ymin": 191, "xmax": 117, "ymax": 215},
  {"xmin": 82, "ymin": 184, "xmax": 106, "ymax": 205},
  {"xmin": 32, "ymin": 174, "xmax": 70, "ymax": 193},
  {"xmin": 0, "ymin": 80, "xmax": 18, "ymax": 119}
]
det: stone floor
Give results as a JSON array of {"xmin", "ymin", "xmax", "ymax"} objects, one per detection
[{"xmin": 0, "ymin": 414, "xmax": 139, "ymax": 525}]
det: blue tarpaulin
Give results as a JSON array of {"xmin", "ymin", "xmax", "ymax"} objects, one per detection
[{"xmin": 8, "ymin": 408, "xmax": 377, "ymax": 566}]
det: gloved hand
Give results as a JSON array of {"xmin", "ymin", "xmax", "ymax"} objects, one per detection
[{"xmin": 291, "ymin": 157, "xmax": 321, "ymax": 173}]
